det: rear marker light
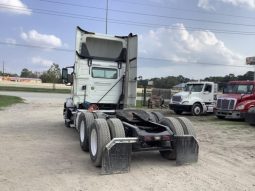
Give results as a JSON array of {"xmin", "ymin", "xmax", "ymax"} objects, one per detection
[
  {"xmin": 162, "ymin": 135, "xmax": 171, "ymax": 141},
  {"xmin": 143, "ymin": 136, "xmax": 153, "ymax": 142}
]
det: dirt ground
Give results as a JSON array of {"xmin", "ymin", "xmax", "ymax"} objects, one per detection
[{"xmin": 0, "ymin": 91, "xmax": 254, "ymax": 191}]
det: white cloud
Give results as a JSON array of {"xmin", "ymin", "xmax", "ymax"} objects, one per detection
[
  {"xmin": 5, "ymin": 38, "xmax": 16, "ymax": 44},
  {"xmin": 198, "ymin": 0, "xmax": 255, "ymax": 10},
  {"xmin": 139, "ymin": 24, "xmax": 244, "ymax": 78},
  {"xmin": 197, "ymin": 0, "xmax": 215, "ymax": 10},
  {"xmin": 220, "ymin": 0, "xmax": 255, "ymax": 8},
  {"xmin": 32, "ymin": 56, "xmax": 53, "ymax": 67},
  {"xmin": 21, "ymin": 30, "xmax": 62, "ymax": 48},
  {"xmin": 0, "ymin": 0, "xmax": 32, "ymax": 15}
]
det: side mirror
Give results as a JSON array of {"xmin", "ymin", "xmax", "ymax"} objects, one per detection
[{"xmin": 62, "ymin": 68, "xmax": 68, "ymax": 83}]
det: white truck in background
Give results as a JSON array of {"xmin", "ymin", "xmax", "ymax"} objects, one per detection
[
  {"xmin": 169, "ymin": 81, "xmax": 218, "ymax": 115},
  {"xmin": 61, "ymin": 27, "xmax": 199, "ymax": 174}
]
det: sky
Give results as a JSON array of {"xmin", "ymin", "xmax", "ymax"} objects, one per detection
[{"xmin": 0, "ymin": 0, "xmax": 255, "ymax": 79}]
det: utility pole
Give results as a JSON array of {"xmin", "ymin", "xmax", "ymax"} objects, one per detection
[
  {"xmin": 246, "ymin": 57, "xmax": 255, "ymax": 81},
  {"xmin": 105, "ymin": 0, "xmax": 108, "ymax": 34},
  {"xmin": 2, "ymin": 60, "xmax": 4, "ymax": 76}
]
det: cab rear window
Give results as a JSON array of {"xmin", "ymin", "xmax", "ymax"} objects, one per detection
[{"xmin": 92, "ymin": 67, "xmax": 117, "ymax": 79}]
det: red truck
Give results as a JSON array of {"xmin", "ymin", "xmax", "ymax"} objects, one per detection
[{"xmin": 216, "ymin": 81, "xmax": 255, "ymax": 120}]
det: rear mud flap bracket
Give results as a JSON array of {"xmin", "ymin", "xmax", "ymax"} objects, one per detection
[
  {"xmin": 101, "ymin": 138, "xmax": 138, "ymax": 175},
  {"xmin": 175, "ymin": 135, "xmax": 199, "ymax": 165}
]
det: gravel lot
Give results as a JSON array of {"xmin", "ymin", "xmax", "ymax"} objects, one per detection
[{"xmin": 0, "ymin": 91, "xmax": 254, "ymax": 191}]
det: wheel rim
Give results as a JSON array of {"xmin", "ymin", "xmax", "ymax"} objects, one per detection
[
  {"xmin": 80, "ymin": 121, "xmax": 85, "ymax": 142},
  {"xmin": 90, "ymin": 128, "xmax": 97, "ymax": 156},
  {"xmin": 194, "ymin": 106, "xmax": 201, "ymax": 115}
]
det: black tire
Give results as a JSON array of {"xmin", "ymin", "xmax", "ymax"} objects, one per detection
[
  {"xmin": 64, "ymin": 119, "xmax": 71, "ymax": 128},
  {"xmin": 192, "ymin": 103, "xmax": 203, "ymax": 116},
  {"xmin": 217, "ymin": 115, "xmax": 225, "ymax": 119},
  {"xmin": 177, "ymin": 117, "xmax": 196, "ymax": 138},
  {"xmin": 159, "ymin": 117, "xmax": 184, "ymax": 160},
  {"xmin": 116, "ymin": 109, "xmax": 150, "ymax": 121},
  {"xmin": 89, "ymin": 119, "xmax": 111, "ymax": 167},
  {"xmin": 174, "ymin": 110, "xmax": 183, "ymax": 115},
  {"xmin": 107, "ymin": 118, "xmax": 125, "ymax": 138},
  {"xmin": 248, "ymin": 107, "xmax": 255, "ymax": 113},
  {"xmin": 78, "ymin": 112, "xmax": 94, "ymax": 152},
  {"xmin": 145, "ymin": 111, "xmax": 157, "ymax": 122},
  {"xmin": 64, "ymin": 107, "xmax": 71, "ymax": 128},
  {"xmin": 160, "ymin": 117, "xmax": 184, "ymax": 135},
  {"xmin": 245, "ymin": 107, "xmax": 255, "ymax": 125},
  {"xmin": 151, "ymin": 111, "xmax": 164, "ymax": 123},
  {"xmin": 93, "ymin": 112, "xmax": 106, "ymax": 119}
]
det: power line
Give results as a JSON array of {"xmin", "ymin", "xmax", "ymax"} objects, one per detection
[
  {"xmin": 0, "ymin": 4, "xmax": 105, "ymax": 21},
  {"xmin": 109, "ymin": 9, "xmax": 255, "ymax": 28},
  {"xmin": 0, "ymin": 41, "xmax": 252, "ymax": 69},
  {"xmin": 0, "ymin": 41, "xmax": 72, "ymax": 52},
  {"xmin": 1, "ymin": 4, "xmax": 255, "ymax": 36},
  {"xmin": 139, "ymin": 57, "xmax": 252, "ymax": 68},
  {"xmin": 36, "ymin": 0, "xmax": 255, "ymax": 27},
  {"xmin": 109, "ymin": 18, "xmax": 255, "ymax": 35},
  {"xmin": 112, "ymin": 0, "xmax": 255, "ymax": 21}
]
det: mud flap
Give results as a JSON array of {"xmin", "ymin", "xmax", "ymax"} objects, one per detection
[
  {"xmin": 175, "ymin": 135, "xmax": 199, "ymax": 165},
  {"xmin": 101, "ymin": 138, "xmax": 138, "ymax": 175},
  {"xmin": 245, "ymin": 112, "xmax": 255, "ymax": 125}
]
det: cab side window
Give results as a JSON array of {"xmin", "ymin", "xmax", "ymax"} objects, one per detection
[{"xmin": 204, "ymin": 84, "xmax": 212, "ymax": 93}]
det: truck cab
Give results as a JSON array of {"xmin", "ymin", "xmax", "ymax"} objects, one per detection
[
  {"xmin": 216, "ymin": 81, "xmax": 255, "ymax": 119},
  {"xmin": 62, "ymin": 27, "xmax": 137, "ymax": 111},
  {"xmin": 169, "ymin": 81, "xmax": 218, "ymax": 116}
]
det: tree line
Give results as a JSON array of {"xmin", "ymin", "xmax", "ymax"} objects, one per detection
[
  {"xmin": 138, "ymin": 71, "xmax": 255, "ymax": 89},
  {"xmin": 1, "ymin": 64, "xmax": 254, "ymax": 86},
  {"xmin": 0, "ymin": 63, "xmax": 62, "ymax": 83}
]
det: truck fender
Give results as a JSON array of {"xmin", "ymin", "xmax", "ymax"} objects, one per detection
[
  {"xmin": 201, "ymin": 102, "xmax": 207, "ymax": 113},
  {"xmin": 66, "ymin": 98, "xmax": 74, "ymax": 108},
  {"xmin": 239, "ymin": 100, "xmax": 255, "ymax": 111}
]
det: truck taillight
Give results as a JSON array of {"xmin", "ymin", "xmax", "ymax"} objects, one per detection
[
  {"xmin": 143, "ymin": 136, "xmax": 153, "ymax": 142},
  {"xmin": 161, "ymin": 135, "xmax": 171, "ymax": 141},
  {"xmin": 143, "ymin": 135, "xmax": 171, "ymax": 142}
]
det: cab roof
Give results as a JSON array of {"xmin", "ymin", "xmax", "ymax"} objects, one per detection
[{"xmin": 228, "ymin": 81, "xmax": 255, "ymax": 85}]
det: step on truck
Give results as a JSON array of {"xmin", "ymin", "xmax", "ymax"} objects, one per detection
[
  {"xmin": 169, "ymin": 81, "xmax": 218, "ymax": 116},
  {"xmin": 62, "ymin": 27, "xmax": 199, "ymax": 174}
]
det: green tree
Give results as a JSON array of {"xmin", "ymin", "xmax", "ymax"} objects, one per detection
[
  {"xmin": 40, "ymin": 63, "xmax": 61, "ymax": 85},
  {"xmin": 20, "ymin": 68, "xmax": 37, "ymax": 78}
]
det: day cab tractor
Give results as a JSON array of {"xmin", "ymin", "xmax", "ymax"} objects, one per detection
[
  {"xmin": 169, "ymin": 81, "xmax": 218, "ymax": 116},
  {"xmin": 245, "ymin": 57, "xmax": 255, "ymax": 126},
  {"xmin": 61, "ymin": 26, "xmax": 199, "ymax": 174},
  {"xmin": 216, "ymin": 81, "xmax": 255, "ymax": 121}
]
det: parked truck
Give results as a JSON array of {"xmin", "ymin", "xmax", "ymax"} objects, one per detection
[
  {"xmin": 169, "ymin": 81, "xmax": 218, "ymax": 116},
  {"xmin": 61, "ymin": 27, "xmax": 199, "ymax": 174},
  {"xmin": 216, "ymin": 81, "xmax": 255, "ymax": 120},
  {"xmin": 245, "ymin": 56, "xmax": 255, "ymax": 125}
]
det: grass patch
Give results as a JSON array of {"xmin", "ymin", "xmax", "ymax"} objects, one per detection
[
  {"xmin": 0, "ymin": 95, "xmax": 24, "ymax": 108},
  {"xmin": 0, "ymin": 86, "xmax": 71, "ymax": 94},
  {"xmin": 136, "ymin": 100, "xmax": 146, "ymax": 108}
]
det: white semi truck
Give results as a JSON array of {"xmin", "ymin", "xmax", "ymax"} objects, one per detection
[
  {"xmin": 62, "ymin": 27, "xmax": 199, "ymax": 174},
  {"xmin": 170, "ymin": 81, "xmax": 218, "ymax": 115}
]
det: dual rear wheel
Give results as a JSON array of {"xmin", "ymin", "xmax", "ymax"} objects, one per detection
[
  {"xmin": 78, "ymin": 112, "xmax": 94, "ymax": 152},
  {"xmin": 89, "ymin": 118, "xmax": 125, "ymax": 167},
  {"xmin": 159, "ymin": 116, "xmax": 196, "ymax": 160},
  {"xmin": 77, "ymin": 111, "xmax": 195, "ymax": 164}
]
